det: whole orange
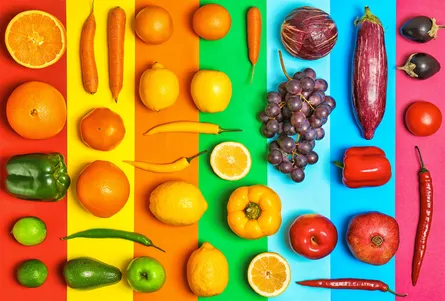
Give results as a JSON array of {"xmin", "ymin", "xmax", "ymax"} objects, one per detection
[
  {"xmin": 80, "ymin": 108, "xmax": 126, "ymax": 151},
  {"xmin": 193, "ymin": 4, "xmax": 231, "ymax": 40},
  {"xmin": 76, "ymin": 161, "xmax": 130, "ymax": 218},
  {"xmin": 6, "ymin": 81, "xmax": 66, "ymax": 139},
  {"xmin": 135, "ymin": 6, "xmax": 173, "ymax": 45}
]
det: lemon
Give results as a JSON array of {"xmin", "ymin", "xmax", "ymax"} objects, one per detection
[
  {"xmin": 247, "ymin": 252, "xmax": 290, "ymax": 297},
  {"xmin": 187, "ymin": 242, "xmax": 228, "ymax": 297},
  {"xmin": 210, "ymin": 141, "xmax": 251, "ymax": 181},
  {"xmin": 139, "ymin": 62, "xmax": 179, "ymax": 111},
  {"xmin": 12, "ymin": 217, "xmax": 47, "ymax": 246},
  {"xmin": 191, "ymin": 70, "xmax": 232, "ymax": 113},
  {"xmin": 149, "ymin": 181, "xmax": 208, "ymax": 226}
]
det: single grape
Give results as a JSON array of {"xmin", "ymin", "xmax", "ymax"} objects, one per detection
[
  {"xmin": 296, "ymin": 119, "xmax": 310, "ymax": 134},
  {"xmin": 309, "ymin": 140, "xmax": 316, "ymax": 148},
  {"xmin": 265, "ymin": 103, "xmax": 280, "ymax": 117},
  {"xmin": 268, "ymin": 150, "xmax": 283, "ymax": 165},
  {"xmin": 323, "ymin": 96, "xmax": 336, "ymax": 110},
  {"xmin": 285, "ymin": 80, "xmax": 303, "ymax": 95},
  {"xmin": 269, "ymin": 141, "xmax": 279, "ymax": 151},
  {"xmin": 300, "ymin": 101, "xmax": 312, "ymax": 117},
  {"xmin": 294, "ymin": 155, "xmax": 308, "ymax": 168},
  {"xmin": 316, "ymin": 91, "xmax": 325, "ymax": 99},
  {"xmin": 278, "ymin": 161, "xmax": 293, "ymax": 174},
  {"xmin": 309, "ymin": 115, "xmax": 323, "ymax": 128},
  {"xmin": 302, "ymin": 128, "xmax": 316, "ymax": 141},
  {"xmin": 321, "ymin": 117, "xmax": 328, "ymax": 125},
  {"xmin": 278, "ymin": 82, "xmax": 287, "ymax": 95},
  {"xmin": 290, "ymin": 111, "xmax": 306, "ymax": 128},
  {"xmin": 303, "ymin": 68, "xmax": 316, "ymax": 79},
  {"xmin": 258, "ymin": 111, "xmax": 269, "ymax": 123},
  {"xmin": 318, "ymin": 103, "xmax": 332, "ymax": 113},
  {"xmin": 266, "ymin": 119, "xmax": 279, "ymax": 133},
  {"xmin": 300, "ymin": 77, "xmax": 315, "ymax": 91},
  {"xmin": 283, "ymin": 122, "xmax": 297, "ymax": 136},
  {"xmin": 281, "ymin": 106, "xmax": 292, "ymax": 120},
  {"xmin": 307, "ymin": 151, "xmax": 319, "ymax": 164},
  {"xmin": 277, "ymin": 122, "xmax": 284, "ymax": 134},
  {"xmin": 267, "ymin": 92, "xmax": 282, "ymax": 104},
  {"xmin": 302, "ymin": 90, "xmax": 312, "ymax": 99},
  {"xmin": 293, "ymin": 71, "xmax": 305, "ymax": 80},
  {"xmin": 314, "ymin": 79, "xmax": 328, "ymax": 92},
  {"xmin": 291, "ymin": 168, "xmax": 305, "ymax": 183},
  {"xmin": 314, "ymin": 106, "xmax": 329, "ymax": 119},
  {"xmin": 276, "ymin": 112, "xmax": 284, "ymax": 122},
  {"xmin": 297, "ymin": 140, "xmax": 313, "ymax": 155},
  {"xmin": 308, "ymin": 92, "xmax": 324, "ymax": 106},
  {"xmin": 287, "ymin": 97, "xmax": 303, "ymax": 112},
  {"xmin": 261, "ymin": 125, "xmax": 275, "ymax": 138},
  {"xmin": 315, "ymin": 128, "xmax": 325, "ymax": 140},
  {"xmin": 281, "ymin": 152, "xmax": 290, "ymax": 162},
  {"xmin": 277, "ymin": 135, "xmax": 296, "ymax": 153}
]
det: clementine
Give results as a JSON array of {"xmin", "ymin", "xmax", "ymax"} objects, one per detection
[
  {"xmin": 5, "ymin": 10, "xmax": 66, "ymax": 69},
  {"xmin": 6, "ymin": 81, "xmax": 66, "ymax": 140},
  {"xmin": 80, "ymin": 108, "xmax": 126, "ymax": 151},
  {"xmin": 193, "ymin": 4, "xmax": 231, "ymax": 40},
  {"xmin": 135, "ymin": 6, "xmax": 173, "ymax": 45},
  {"xmin": 76, "ymin": 161, "xmax": 130, "ymax": 218}
]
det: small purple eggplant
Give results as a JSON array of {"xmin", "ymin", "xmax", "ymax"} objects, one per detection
[
  {"xmin": 397, "ymin": 53, "xmax": 441, "ymax": 80},
  {"xmin": 400, "ymin": 16, "xmax": 445, "ymax": 43}
]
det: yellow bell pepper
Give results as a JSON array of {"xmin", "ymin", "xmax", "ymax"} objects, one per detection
[{"xmin": 227, "ymin": 185, "xmax": 282, "ymax": 239}]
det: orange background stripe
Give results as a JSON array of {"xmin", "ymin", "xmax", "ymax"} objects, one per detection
[{"xmin": 134, "ymin": 1, "xmax": 199, "ymax": 301}]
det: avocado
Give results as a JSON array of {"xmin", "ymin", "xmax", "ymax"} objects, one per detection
[{"xmin": 63, "ymin": 257, "xmax": 122, "ymax": 290}]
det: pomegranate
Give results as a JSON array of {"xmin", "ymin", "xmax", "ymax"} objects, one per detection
[{"xmin": 346, "ymin": 211, "xmax": 399, "ymax": 265}]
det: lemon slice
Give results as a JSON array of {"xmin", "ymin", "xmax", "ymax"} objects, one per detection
[
  {"xmin": 210, "ymin": 142, "xmax": 251, "ymax": 181},
  {"xmin": 247, "ymin": 252, "xmax": 291, "ymax": 297}
]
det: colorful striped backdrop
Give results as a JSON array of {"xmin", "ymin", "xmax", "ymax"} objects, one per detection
[{"xmin": 1, "ymin": 0, "xmax": 444, "ymax": 300}]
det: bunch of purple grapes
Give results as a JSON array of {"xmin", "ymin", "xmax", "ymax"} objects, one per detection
[{"xmin": 258, "ymin": 68, "xmax": 336, "ymax": 183}]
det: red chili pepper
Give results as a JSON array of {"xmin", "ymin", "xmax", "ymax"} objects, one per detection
[
  {"xmin": 297, "ymin": 278, "xmax": 407, "ymax": 297},
  {"xmin": 334, "ymin": 146, "xmax": 392, "ymax": 188},
  {"xmin": 412, "ymin": 146, "xmax": 433, "ymax": 286}
]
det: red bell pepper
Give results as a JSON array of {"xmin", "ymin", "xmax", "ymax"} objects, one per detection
[{"xmin": 335, "ymin": 146, "xmax": 392, "ymax": 188}]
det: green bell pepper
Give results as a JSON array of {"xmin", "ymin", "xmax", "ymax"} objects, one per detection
[{"xmin": 6, "ymin": 153, "xmax": 71, "ymax": 201}]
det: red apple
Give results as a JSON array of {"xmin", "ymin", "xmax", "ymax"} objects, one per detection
[
  {"xmin": 289, "ymin": 213, "xmax": 338, "ymax": 260},
  {"xmin": 346, "ymin": 211, "xmax": 399, "ymax": 265}
]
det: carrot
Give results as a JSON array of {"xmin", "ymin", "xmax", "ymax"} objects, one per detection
[
  {"xmin": 80, "ymin": 0, "xmax": 98, "ymax": 94},
  {"xmin": 108, "ymin": 7, "xmax": 126, "ymax": 103},
  {"xmin": 247, "ymin": 7, "xmax": 262, "ymax": 84}
]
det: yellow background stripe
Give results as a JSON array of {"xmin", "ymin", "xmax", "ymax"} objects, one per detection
[{"xmin": 67, "ymin": 0, "xmax": 135, "ymax": 300}]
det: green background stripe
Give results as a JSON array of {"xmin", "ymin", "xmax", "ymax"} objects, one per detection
[{"xmin": 198, "ymin": 0, "xmax": 268, "ymax": 300}]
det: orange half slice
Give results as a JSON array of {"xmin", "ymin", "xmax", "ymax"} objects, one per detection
[{"xmin": 210, "ymin": 141, "xmax": 251, "ymax": 181}]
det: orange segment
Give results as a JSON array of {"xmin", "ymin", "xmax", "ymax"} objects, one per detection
[
  {"xmin": 5, "ymin": 10, "xmax": 66, "ymax": 69},
  {"xmin": 248, "ymin": 252, "xmax": 290, "ymax": 297},
  {"xmin": 210, "ymin": 142, "xmax": 251, "ymax": 181}
]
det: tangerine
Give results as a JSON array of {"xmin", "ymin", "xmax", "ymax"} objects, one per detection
[
  {"xmin": 76, "ymin": 161, "xmax": 130, "ymax": 218},
  {"xmin": 193, "ymin": 4, "xmax": 231, "ymax": 40},
  {"xmin": 6, "ymin": 81, "xmax": 66, "ymax": 140},
  {"xmin": 135, "ymin": 6, "xmax": 173, "ymax": 45}
]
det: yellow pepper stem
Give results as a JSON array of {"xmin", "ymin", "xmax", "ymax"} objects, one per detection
[
  {"xmin": 186, "ymin": 150, "xmax": 208, "ymax": 163},
  {"xmin": 245, "ymin": 202, "xmax": 261, "ymax": 220}
]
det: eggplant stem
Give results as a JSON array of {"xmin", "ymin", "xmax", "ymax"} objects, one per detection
[
  {"xmin": 428, "ymin": 18, "xmax": 444, "ymax": 39},
  {"xmin": 278, "ymin": 50, "xmax": 292, "ymax": 80},
  {"xmin": 397, "ymin": 53, "xmax": 418, "ymax": 78}
]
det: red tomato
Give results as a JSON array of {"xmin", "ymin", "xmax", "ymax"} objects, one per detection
[{"xmin": 405, "ymin": 101, "xmax": 442, "ymax": 136}]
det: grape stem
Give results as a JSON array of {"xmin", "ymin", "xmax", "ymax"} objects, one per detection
[
  {"xmin": 333, "ymin": 161, "xmax": 345, "ymax": 169},
  {"xmin": 278, "ymin": 50, "xmax": 292, "ymax": 80},
  {"xmin": 299, "ymin": 94, "xmax": 315, "ymax": 110}
]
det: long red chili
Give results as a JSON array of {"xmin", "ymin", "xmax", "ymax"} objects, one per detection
[
  {"xmin": 412, "ymin": 146, "xmax": 433, "ymax": 286},
  {"xmin": 297, "ymin": 279, "xmax": 407, "ymax": 297}
]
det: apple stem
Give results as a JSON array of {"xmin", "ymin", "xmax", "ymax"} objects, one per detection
[
  {"xmin": 371, "ymin": 235, "xmax": 384, "ymax": 247},
  {"xmin": 387, "ymin": 287, "xmax": 408, "ymax": 297},
  {"xmin": 310, "ymin": 236, "xmax": 319, "ymax": 246}
]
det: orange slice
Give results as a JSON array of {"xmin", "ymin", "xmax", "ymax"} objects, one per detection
[
  {"xmin": 210, "ymin": 141, "xmax": 251, "ymax": 181},
  {"xmin": 5, "ymin": 10, "xmax": 66, "ymax": 69},
  {"xmin": 248, "ymin": 252, "xmax": 291, "ymax": 297}
]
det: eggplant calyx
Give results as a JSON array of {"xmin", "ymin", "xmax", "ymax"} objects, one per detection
[
  {"xmin": 356, "ymin": 6, "xmax": 383, "ymax": 27},
  {"xmin": 427, "ymin": 18, "xmax": 444, "ymax": 39},
  {"xmin": 397, "ymin": 53, "xmax": 418, "ymax": 78}
]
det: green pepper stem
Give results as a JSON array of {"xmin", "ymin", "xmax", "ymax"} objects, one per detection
[
  {"xmin": 415, "ymin": 146, "xmax": 429, "ymax": 173},
  {"xmin": 333, "ymin": 161, "xmax": 344, "ymax": 169},
  {"xmin": 219, "ymin": 128, "xmax": 243, "ymax": 133},
  {"xmin": 151, "ymin": 244, "xmax": 166, "ymax": 253},
  {"xmin": 186, "ymin": 150, "xmax": 208, "ymax": 163}
]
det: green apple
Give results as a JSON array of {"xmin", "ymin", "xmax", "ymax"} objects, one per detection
[{"xmin": 126, "ymin": 256, "xmax": 166, "ymax": 293}]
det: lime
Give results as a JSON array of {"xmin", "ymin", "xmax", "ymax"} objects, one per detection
[
  {"xmin": 16, "ymin": 259, "xmax": 48, "ymax": 288},
  {"xmin": 12, "ymin": 217, "xmax": 47, "ymax": 246}
]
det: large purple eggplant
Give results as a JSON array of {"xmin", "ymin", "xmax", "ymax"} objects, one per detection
[{"xmin": 352, "ymin": 6, "xmax": 388, "ymax": 140}]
